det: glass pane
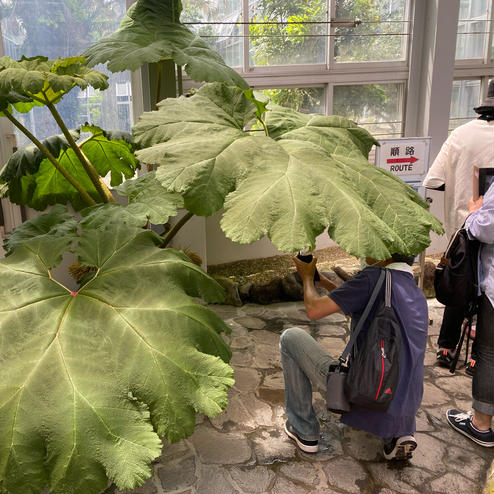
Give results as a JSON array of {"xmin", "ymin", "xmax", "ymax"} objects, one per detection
[
  {"xmin": 456, "ymin": 0, "xmax": 490, "ymax": 59},
  {"xmin": 261, "ymin": 87, "xmax": 325, "ymax": 113},
  {"xmin": 248, "ymin": 0, "xmax": 327, "ymax": 66},
  {"xmin": 333, "ymin": 84, "xmax": 403, "ymax": 138},
  {"xmin": 181, "ymin": 0, "xmax": 243, "ymax": 68},
  {"xmin": 0, "ymin": 0, "xmax": 133, "ymax": 146},
  {"xmin": 334, "ymin": 0, "xmax": 408, "ymax": 62},
  {"xmin": 449, "ymin": 79, "xmax": 481, "ymax": 132}
]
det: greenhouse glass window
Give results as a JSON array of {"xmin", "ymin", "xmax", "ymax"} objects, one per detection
[
  {"xmin": 181, "ymin": 0, "xmax": 243, "ymax": 68},
  {"xmin": 0, "ymin": 0, "xmax": 133, "ymax": 145},
  {"xmin": 449, "ymin": 79, "xmax": 481, "ymax": 132},
  {"xmin": 259, "ymin": 87, "xmax": 326, "ymax": 114},
  {"xmin": 248, "ymin": 0, "xmax": 327, "ymax": 66},
  {"xmin": 333, "ymin": 0, "xmax": 409, "ymax": 63},
  {"xmin": 333, "ymin": 83, "xmax": 403, "ymax": 138},
  {"xmin": 456, "ymin": 0, "xmax": 491, "ymax": 59}
]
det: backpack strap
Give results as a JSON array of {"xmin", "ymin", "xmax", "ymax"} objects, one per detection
[
  {"xmin": 385, "ymin": 268, "xmax": 392, "ymax": 308},
  {"xmin": 338, "ymin": 268, "xmax": 387, "ymax": 365}
]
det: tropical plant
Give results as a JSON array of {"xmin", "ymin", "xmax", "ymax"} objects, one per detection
[
  {"xmin": 133, "ymin": 82, "xmax": 443, "ymax": 260},
  {"xmin": 82, "ymin": 0, "xmax": 249, "ymax": 103},
  {"xmin": 0, "ymin": 205, "xmax": 233, "ymax": 494},
  {"xmin": 0, "ymin": 55, "xmax": 125, "ymax": 207},
  {"xmin": 0, "ymin": 1, "xmax": 444, "ymax": 491},
  {"xmin": 0, "ymin": 53, "xmax": 233, "ymax": 494}
]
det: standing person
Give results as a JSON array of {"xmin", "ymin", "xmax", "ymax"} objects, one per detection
[
  {"xmin": 280, "ymin": 253, "xmax": 428, "ymax": 460},
  {"xmin": 423, "ymin": 79, "xmax": 494, "ymax": 371},
  {"xmin": 446, "ymin": 183, "xmax": 494, "ymax": 447}
]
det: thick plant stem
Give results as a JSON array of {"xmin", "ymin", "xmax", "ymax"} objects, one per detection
[
  {"xmin": 45, "ymin": 100, "xmax": 115, "ymax": 203},
  {"xmin": 177, "ymin": 65, "xmax": 183, "ymax": 96},
  {"xmin": 162, "ymin": 211, "xmax": 194, "ymax": 248},
  {"xmin": 156, "ymin": 61, "xmax": 162, "ymax": 108},
  {"xmin": 3, "ymin": 111, "xmax": 97, "ymax": 206},
  {"xmin": 261, "ymin": 119, "xmax": 269, "ymax": 137}
]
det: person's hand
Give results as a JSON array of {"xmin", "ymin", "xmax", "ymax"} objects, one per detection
[
  {"xmin": 468, "ymin": 195, "xmax": 483, "ymax": 215},
  {"xmin": 293, "ymin": 255, "xmax": 317, "ymax": 283}
]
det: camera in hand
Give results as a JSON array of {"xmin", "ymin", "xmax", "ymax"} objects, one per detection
[
  {"xmin": 473, "ymin": 166, "xmax": 494, "ymax": 199},
  {"xmin": 296, "ymin": 251, "xmax": 320, "ymax": 281}
]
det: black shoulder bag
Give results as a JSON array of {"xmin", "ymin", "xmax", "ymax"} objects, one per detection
[{"xmin": 434, "ymin": 226, "xmax": 479, "ymax": 308}]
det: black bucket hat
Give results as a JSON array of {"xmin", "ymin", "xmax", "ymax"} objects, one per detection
[{"xmin": 474, "ymin": 79, "xmax": 494, "ymax": 113}]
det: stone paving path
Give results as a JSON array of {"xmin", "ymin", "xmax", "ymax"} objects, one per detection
[{"xmin": 117, "ymin": 299, "xmax": 493, "ymax": 494}]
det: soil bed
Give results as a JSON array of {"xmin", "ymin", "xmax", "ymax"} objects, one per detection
[
  {"xmin": 208, "ymin": 246, "xmax": 443, "ymax": 286},
  {"xmin": 207, "ymin": 246, "xmax": 359, "ymax": 285}
]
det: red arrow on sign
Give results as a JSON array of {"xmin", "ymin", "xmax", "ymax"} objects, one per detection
[{"xmin": 386, "ymin": 156, "xmax": 418, "ymax": 164}]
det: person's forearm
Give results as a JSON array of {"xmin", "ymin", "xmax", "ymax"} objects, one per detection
[
  {"xmin": 302, "ymin": 276, "xmax": 340, "ymax": 319},
  {"xmin": 317, "ymin": 277, "xmax": 337, "ymax": 292},
  {"xmin": 465, "ymin": 210, "xmax": 494, "ymax": 244}
]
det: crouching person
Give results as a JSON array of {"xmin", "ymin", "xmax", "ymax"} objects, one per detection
[{"xmin": 280, "ymin": 254, "xmax": 428, "ymax": 460}]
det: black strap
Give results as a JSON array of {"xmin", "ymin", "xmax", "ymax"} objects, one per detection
[
  {"xmin": 338, "ymin": 268, "xmax": 388, "ymax": 364},
  {"xmin": 450, "ymin": 313, "xmax": 473, "ymax": 374}
]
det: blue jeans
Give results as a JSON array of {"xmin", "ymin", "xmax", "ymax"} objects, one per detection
[{"xmin": 280, "ymin": 327, "xmax": 336, "ymax": 441}]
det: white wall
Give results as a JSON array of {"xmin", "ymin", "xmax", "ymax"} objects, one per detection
[{"xmin": 204, "ymin": 211, "xmax": 337, "ymax": 266}]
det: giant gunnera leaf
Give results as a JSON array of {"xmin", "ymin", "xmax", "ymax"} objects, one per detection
[
  {"xmin": 82, "ymin": 0, "xmax": 248, "ymax": 89},
  {"xmin": 0, "ymin": 56, "xmax": 108, "ymax": 112},
  {"xmin": 133, "ymin": 83, "xmax": 443, "ymax": 259},
  {"xmin": 0, "ymin": 215, "xmax": 233, "ymax": 494},
  {"xmin": 81, "ymin": 172, "xmax": 184, "ymax": 229}
]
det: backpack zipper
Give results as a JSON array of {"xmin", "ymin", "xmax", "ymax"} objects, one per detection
[{"xmin": 376, "ymin": 339, "xmax": 385, "ymax": 400}]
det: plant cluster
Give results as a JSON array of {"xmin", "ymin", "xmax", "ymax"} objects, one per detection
[{"xmin": 0, "ymin": 0, "xmax": 443, "ymax": 492}]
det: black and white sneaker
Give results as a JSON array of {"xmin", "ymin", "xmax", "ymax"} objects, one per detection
[
  {"xmin": 284, "ymin": 421, "xmax": 318, "ymax": 453},
  {"xmin": 383, "ymin": 435, "xmax": 417, "ymax": 460},
  {"xmin": 446, "ymin": 409, "xmax": 494, "ymax": 448}
]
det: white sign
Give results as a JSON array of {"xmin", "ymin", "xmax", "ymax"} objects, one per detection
[{"xmin": 375, "ymin": 137, "xmax": 430, "ymax": 182}]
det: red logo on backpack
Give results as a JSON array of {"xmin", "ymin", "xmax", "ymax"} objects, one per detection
[{"xmin": 384, "ymin": 388, "xmax": 393, "ymax": 395}]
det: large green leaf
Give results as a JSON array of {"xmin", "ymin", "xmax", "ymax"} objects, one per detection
[
  {"xmin": 0, "ymin": 130, "xmax": 81, "ymax": 205},
  {"xmin": 82, "ymin": 0, "xmax": 248, "ymax": 89},
  {"xmin": 134, "ymin": 83, "xmax": 443, "ymax": 258},
  {"xmin": 81, "ymin": 172, "xmax": 184, "ymax": 229},
  {"xmin": 0, "ymin": 127, "xmax": 139, "ymax": 210},
  {"xmin": 79, "ymin": 124, "xmax": 139, "ymax": 186},
  {"xmin": 2, "ymin": 204, "xmax": 78, "ymax": 267},
  {"xmin": 0, "ymin": 224, "xmax": 233, "ymax": 494},
  {"xmin": 0, "ymin": 56, "xmax": 108, "ymax": 110},
  {"xmin": 0, "ymin": 89, "xmax": 34, "ymax": 115},
  {"xmin": 113, "ymin": 171, "xmax": 183, "ymax": 224},
  {"xmin": 134, "ymin": 83, "xmax": 257, "ymax": 215}
]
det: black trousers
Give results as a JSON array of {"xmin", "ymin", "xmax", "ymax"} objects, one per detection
[{"xmin": 437, "ymin": 305, "xmax": 465, "ymax": 349}]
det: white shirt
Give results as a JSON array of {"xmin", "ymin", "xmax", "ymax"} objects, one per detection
[{"xmin": 423, "ymin": 119, "xmax": 494, "ymax": 238}]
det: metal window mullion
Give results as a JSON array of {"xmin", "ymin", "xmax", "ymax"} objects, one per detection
[
  {"xmin": 326, "ymin": 82, "xmax": 333, "ymax": 115},
  {"xmin": 404, "ymin": 0, "xmax": 426, "ymax": 137},
  {"xmin": 453, "ymin": 64, "xmax": 494, "ymax": 78},
  {"xmin": 244, "ymin": 71, "xmax": 409, "ymax": 89},
  {"xmin": 242, "ymin": 0, "xmax": 250, "ymax": 74},
  {"xmin": 404, "ymin": 0, "xmax": 414, "ymax": 63},
  {"xmin": 0, "ymin": 22, "xmax": 23, "ymax": 233},
  {"xmin": 486, "ymin": 0, "xmax": 494, "ymax": 63},
  {"xmin": 327, "ymin": 0, "xmax": 335, "ymax": 70}
]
